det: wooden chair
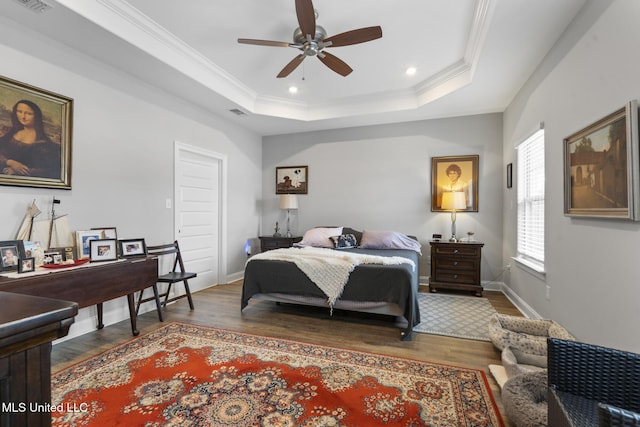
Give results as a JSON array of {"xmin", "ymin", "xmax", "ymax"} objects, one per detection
[{"xmin": 136, "ymin": 240, "xmax": 196, "ymax": 321}]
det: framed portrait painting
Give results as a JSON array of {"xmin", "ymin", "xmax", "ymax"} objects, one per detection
[
  {"xmin": 0, "ymin": 75, "xmax": 73, "ymax": 189},
  {"xmin": 564, "ymin": 100, "xmax": 639, "ymax": 220},
  {"xmin": 276, "ymin": 165, "xmax": 308, "ymax": 194},
  {"xmin": 431, "ymin": 155, "xmax": 479, "ymax": 212}
]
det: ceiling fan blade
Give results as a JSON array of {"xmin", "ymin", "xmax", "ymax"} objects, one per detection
[
  {"xmin": 277, "ymin": 54, "xmax": 306, "ymax": 78},
  {"xmin": 295, "ymin": 0, "xmax": 316, "ymax": 38},
  {"xmin": 324, "ymin": 26, "xmax": 382, "ymax": 47},
  {"xmin": 318, "ymin": 51, "xmax": 353, "ymax": 77},
  {"xmin": 238, "ymin": 38, "xmax": 292, "ymax": 48}
]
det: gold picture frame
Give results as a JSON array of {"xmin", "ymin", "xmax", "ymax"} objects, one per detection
[
  {"xmin": 431, "ymin": 155, "xmax": 479, "ymax": 212},
  {"xmin": 0, "ymin": 75, "xmax": 73, "ymax": 189},
  {"xmin": 564, "ymin": 100, "xmax": 639, "ymax": 220}
]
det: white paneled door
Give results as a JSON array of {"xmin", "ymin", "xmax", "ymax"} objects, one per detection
[{"xmin": 174, "ymin": 142, "xmax": 226, "ymax": 293}]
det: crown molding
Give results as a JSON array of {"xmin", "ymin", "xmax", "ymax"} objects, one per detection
[{"xmin": 53, "ymin": 0, "xmax": 494, "ymax": 122}]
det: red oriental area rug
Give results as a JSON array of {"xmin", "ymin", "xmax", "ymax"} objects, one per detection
[{"xmin": 52, "ymin": 322, "xmax": 504, "ymax": 426}]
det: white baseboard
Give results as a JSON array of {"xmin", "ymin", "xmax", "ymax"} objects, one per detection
[
  {"xmin": 499, "ymin": 283, "xmax": 542, "ymax": 319},
  {"xmin": 53, "ymin": 282, "xmax": 222, "ymax": 345},
  {"xmin": 226, "ymin": 270, "xmax": 244, "ymax": 283}
]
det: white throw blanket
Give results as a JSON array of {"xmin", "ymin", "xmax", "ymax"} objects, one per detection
[{"xmin": 247, "ymin": 246, "xmax": 415, "ymax": 307}]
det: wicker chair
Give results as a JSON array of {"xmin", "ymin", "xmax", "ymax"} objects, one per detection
[{"xmin": 547, "ymin": 338, "xmax": 640, "ymax": 426}]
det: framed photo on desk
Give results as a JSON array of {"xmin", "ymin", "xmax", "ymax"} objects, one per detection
[
  {"xmin": 0, "ymin": 240, "xmax": 25, "ymax": 271},
  {"xmin": 90, "ymin": 239, "xmax": 117, "ymax": 262},
  {"xmin": 119, "ymin": 238, "xmax": 147, "ymax": 258},
  {"xmin": 18, "ymin": 257, "xmax": 35, "ymax": 273},
  {"xmin": 76, "ymin": 230, "xmax": 103, "ymax": 259}
]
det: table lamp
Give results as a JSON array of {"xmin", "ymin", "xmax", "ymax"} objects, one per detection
[
  {"xmin": 441, "ymin": 191, "xmax": 466, "ymax": 242},
  {"xmin": 279, "ymin": 194, "xmax": 298, "ymax": 237}
]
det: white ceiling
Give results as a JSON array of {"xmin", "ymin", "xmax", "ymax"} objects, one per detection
[{"xmin": 2, "ymin": 0, "xmax": 587, "ymax": 136}]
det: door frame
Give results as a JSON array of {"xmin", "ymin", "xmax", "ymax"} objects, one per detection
[{"xmin": 174, "ymin": 140, "xmax": 227, "ymax": 285}]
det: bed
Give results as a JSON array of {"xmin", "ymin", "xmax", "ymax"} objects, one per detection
[{"xmin": 241, "ymin": 227, "xmax": 421, "ymax": 340}]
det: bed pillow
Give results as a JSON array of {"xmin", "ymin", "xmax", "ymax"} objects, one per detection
[
  {"xmin": 296, "ymin": 227, "xmax": 344, "ymax": 248},
  {"xmin": 330, "ymin": 234, "xmax": 358, "ymax": 249},
  {"xmin": 359, "ymin": 230, "xmax": 422, "ymax": 254}
]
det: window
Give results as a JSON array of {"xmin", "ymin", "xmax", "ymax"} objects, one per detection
[{"xmin": 516, "ymin": 129, "xmax": 545, "ymax": 272}]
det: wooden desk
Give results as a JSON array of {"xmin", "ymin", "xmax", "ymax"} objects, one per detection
[
  {"xmin": 0, "ymin": 258, "xmax": 158, "ymax": 336},
  {"xmin": 0, "ymin": 292, "xmax": 78, "ymax": 427}
]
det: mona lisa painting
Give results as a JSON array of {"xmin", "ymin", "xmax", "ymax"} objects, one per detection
[{"xmin": 0, "ymin": 75, "xmax": 73, "ymax": 189}]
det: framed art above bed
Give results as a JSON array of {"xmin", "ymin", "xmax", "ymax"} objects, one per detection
[
  {"xmin": 431, "ymin": 155, "xmax": 479, "ymax": 212},
  {"xmin": 276, "ymin": 165, "xmax": 308, "ymax": 194}
]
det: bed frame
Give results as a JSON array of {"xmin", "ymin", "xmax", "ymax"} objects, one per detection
[{"xmin": 241, "ymin": 228, "xmax": 421, "ymax": 340}]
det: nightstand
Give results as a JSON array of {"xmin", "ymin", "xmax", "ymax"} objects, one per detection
[
  {"xmin": 428, "ymin": 241, "xmax": 484, "ymax": 296},
  {"xmin": 259, "ymin": 236, "xmax": 302, "ymax": 252}
]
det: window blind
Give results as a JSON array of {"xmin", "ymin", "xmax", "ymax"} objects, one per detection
[{"xmin": 516, "ymin": 129, "xmax": 545, "ymax": 268}]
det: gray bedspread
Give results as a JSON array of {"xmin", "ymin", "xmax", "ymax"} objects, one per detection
[{"xmin": 242, "ymin": 247, "xmax": 420, "ymax": 340}]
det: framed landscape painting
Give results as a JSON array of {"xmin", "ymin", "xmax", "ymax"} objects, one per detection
[
  {"xmin": 564, "ymin": 100, "xmax": 639, "ymax": 220},
  {"xmin": 0, "ymin": 75, "xmax": 73, "ymax": 189}
]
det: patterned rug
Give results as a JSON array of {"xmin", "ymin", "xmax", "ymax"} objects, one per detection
[
  {"xmin": 413, "ymin": 293, "xmax": 497, "ymax": 341},
  {"xmin": 52, "ymin": 322, "xmax": 504, "ymax": 426}
]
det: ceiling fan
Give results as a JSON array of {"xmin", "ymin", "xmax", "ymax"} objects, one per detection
[{"xmin": 238, "ymin": 0, "xmax": 382, "ymax": 78}]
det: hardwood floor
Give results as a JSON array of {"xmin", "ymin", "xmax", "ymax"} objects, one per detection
[{"xmin": 51, "ymin": 282, "xmax": 522, "ymax": 425}]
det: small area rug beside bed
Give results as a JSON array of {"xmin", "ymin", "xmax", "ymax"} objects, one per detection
[
  {"xmin": 51, "ymin": 322, "xmax": 503, "ymax": 426},
  {"xmin": 413, "ymin": 292, "xmax": 497, "ymax": 341}
]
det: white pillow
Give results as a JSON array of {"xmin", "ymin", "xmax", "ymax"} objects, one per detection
[{"xmin": 296, "ymin": 227, "xmax": 344, "ymax": 248}]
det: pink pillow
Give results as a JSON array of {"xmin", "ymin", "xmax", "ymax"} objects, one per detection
[
  {"xmin": 359, "ymin": 230, "xmax": 422, "ymax": 254},
  {"xmin": 296, "ymin": 227, "xmax": 344, "ymax": 248}
]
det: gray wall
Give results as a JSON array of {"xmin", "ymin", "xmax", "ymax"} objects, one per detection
[
  {"xmin": 262, "ymin": 114, "xmax": 504, "ymax": 283},
  {"xmin": 503, "ymin": 0, "xmax": 640, "ymax": 352},
  {"xmin": 0, "ymin": 17, "xmax": 262, "ymax": 340}
]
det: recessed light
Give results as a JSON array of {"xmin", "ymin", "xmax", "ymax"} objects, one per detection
[
  {"xmin": 289, "ymin": 86, "xmax": 298, "ymax": 94},
  {"xmin": 406, "ymin": 67, "xmax": 417, "ymax": 76}
]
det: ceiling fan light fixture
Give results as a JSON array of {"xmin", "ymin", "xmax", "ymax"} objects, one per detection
[
  {"xmin": 238, "ymin": 0, "xmax": 382, "ymax": 78},
  {"xmin": 288, "ymin": 86, "xmax": 298, "ymax": 94}
]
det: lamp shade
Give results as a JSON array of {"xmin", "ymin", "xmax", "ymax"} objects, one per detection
[
  {"xmin": 441, "ymin": 191, "xmax": 466, "ymax": 210},
  {"xmin": 279, "ymin": 194, "xmax": 298, "ymax": 210}
]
